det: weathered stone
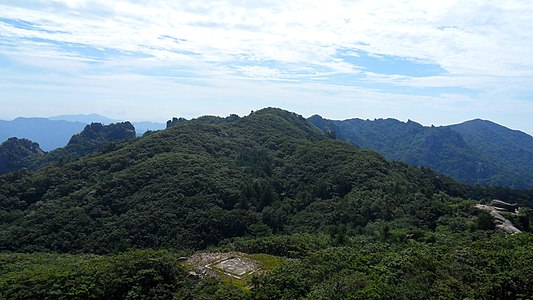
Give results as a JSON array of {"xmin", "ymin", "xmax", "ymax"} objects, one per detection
[
  {"xmin": 474, "ymin": 204, "xmax": 522, "ymax": 235},
  {"xmin": 490, "ymin": 199, "xmax": 518, "ymax": 212}
]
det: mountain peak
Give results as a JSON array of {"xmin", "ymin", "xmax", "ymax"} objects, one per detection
[
  {"xmin": 49, "ymin": 114, "xmax": 118, "ymax": 124},
  {"xmin": 0, "ymin": 137, "xmax": 45, "ymax": 174}
]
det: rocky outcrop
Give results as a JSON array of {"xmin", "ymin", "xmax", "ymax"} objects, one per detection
[
  {"xmin": 166, "ymin": 117, "xmax": 187, "ymax": 128},
  {"xmin": 475, "ymin": 201, "xmax": 522, "ymax": 235},
  {"xmin": 490, "ymin": 199, "xmax": 518, "ymax": 212}
]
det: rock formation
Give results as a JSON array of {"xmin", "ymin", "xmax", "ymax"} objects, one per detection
[{"xmin": 475, "ymin": 200, "xmax": 522, "ymax": 235}]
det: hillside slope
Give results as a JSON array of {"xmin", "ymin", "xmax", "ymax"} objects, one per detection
[
  {"xmin": 1, "ymin": 108, "xmax": 530, "ymax": 254},
  {"xmin": 449, "ymin": 119, "xmax": 533, "ymax": 187},
  {"xmin": 1, "ymin": 108, "xmax": 532, "ymax": 299},
  {"xmin": 0, "ymin": 122, "xmax": 136, "ymax": 175},
  {"xmin": 308, "ymin": 115, "xmax": 533, "ymax": 188}
]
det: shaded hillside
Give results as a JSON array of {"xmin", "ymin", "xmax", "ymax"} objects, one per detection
[
  {"xmin": 308, "ymin": 115, "xmax": 533, "ymax": 188},
  {"xmin": 0, "ymin": 108, "xmax": 532, "ymax": 299},
  {"xmin": 0, "ymin": 122, "xmax": 136, "ymax": 174},
  {"xmin": 449, "ymin": 119, "xmax": 533, "ymax": 187},
  {"xmin": 0, "ymin": 108, "xmax": 530, "ymax": 254},
  {"xmin": 0, "ymin": 138, "xmax": 45, "ymax": 174},
  {"xmin": 0, "ymin": 118, "xmax": 86, "ymax": 151},
  {"xmin": 43, "ymin": 122, "xmax": 136, "ymax": 164}
]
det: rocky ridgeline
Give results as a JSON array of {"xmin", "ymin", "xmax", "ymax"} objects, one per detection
[{"xmin": 475, "ymin": 200, "xmax": 522, "ymax": 235}]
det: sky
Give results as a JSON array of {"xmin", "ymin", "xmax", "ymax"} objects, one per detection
[{"xmin": 1, "ymin": 0, "xmax": 533, "ymax": 134}]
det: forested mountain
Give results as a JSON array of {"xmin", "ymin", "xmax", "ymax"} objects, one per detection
[
  {"xmin": 0, "ymin": 117, "xmax": 86, "ymax": 151},
  {"xmin": 449, "ymin": 119, "xmax": 533, "ymax": 186},
  {"xmin": 43, "ymin": 122, "xmax": 136, "ymax": 163},
  {"xmin": 50, "ymin": 114, "xmax": 166, "ymax": 135},
  {"xmin": 1, "ymin": 108, "xmax": 532, "ymax": 299},
  {"xmin": 0, "ymin": 138, "xmax": 45, "ymax": 174},
  {"xmin": 308, "ymin": 115, "xmax": 533, "ymax": 189},
  {"xmin": 0, "ymin": 122, "xmax": 136, "ymax": 174},
  {"xmin": 0, "ymin": 116, "xmax": 164, "ymax": 151}
]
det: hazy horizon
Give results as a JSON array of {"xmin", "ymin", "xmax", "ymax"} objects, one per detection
[
  {"xmin": 2, "ymin": 110, "xmax": 532, "ymax": 137},
  {"xmin": 1, "ymin": 1, "xmax": 533, "ymax": 134}
]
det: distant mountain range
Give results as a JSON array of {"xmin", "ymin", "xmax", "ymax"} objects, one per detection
[
  {"xmin": 0, "ymin": 114, "xmax": 165, "ymax": 151},
  {"xmin": 0, "ymin": 122, "xmax": 136, "ymax": 174},
  {"xmin": 308, "ymin": 116, "xmax": 533, "ymax": 189},
  {"xmin": 2, "ymin": 112, "xmax": 532, "ymax": 189},
  {"xmin": 0, "ymin": 118, "xmax": 87, "ymax": 151},
  {"xmin": 1, "ymin": 108, "xmax": 532, "ymax": 299}
]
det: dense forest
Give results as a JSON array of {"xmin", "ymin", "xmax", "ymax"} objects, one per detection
[
  {"xmin": 308, "ymin": 115, "xmax": 533, "ymax": 189},
  {"xmin": 1, "ymin": 108, "xmax": 532, "ymax": 299},
  {"xmin": 0, "ymin": 122, "xmax": 136, "ymax": 174}
]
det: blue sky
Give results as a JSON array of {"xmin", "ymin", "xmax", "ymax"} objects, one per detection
[{"xmin": 1, "ymin": 0, "xmax": 533, "ymax": 134}]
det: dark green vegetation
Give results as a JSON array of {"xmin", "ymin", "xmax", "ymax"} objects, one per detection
[
  {"xmin": 0, "ymin": 137, "xmax": 45, "ymax": 174},
  {"xmin": 308, "ymin": 115, "xmax": 533, "ymax": 188},
  {"xmin": 1, "ymin": 108, "xmax": 532, "ymax": 299},
  {"xmin": 43, "ymin": 122, "xmax": 136, "ymax": 164},
  {"xmin": 0, "ymin": 122, "xmax": 136, "ymax": 175},
  {"xmin": 0, "ymin": 116, "xmax": 165, "ymax": 152}
]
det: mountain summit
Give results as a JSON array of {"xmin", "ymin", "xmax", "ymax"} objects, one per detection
[{"xmin": 309, "ymin": 115, "xmax": 533, "ymax": 188}]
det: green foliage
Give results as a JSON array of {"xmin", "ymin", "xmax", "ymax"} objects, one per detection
[
  {"xmin": 0, "ymin": 137, "xmax": 45, "ymax": 174},
  {"xmin": 0, "ymin": 108, "xmax": 532, "ymax": 299},
  {"xmin": 250, "ymin": 234, "xmax": 533, "ymax": 299},
  {"xmin": 0, "ymin": 250, "xmax": 187, "ymax": 299},
  {"xmin": 224, "ymin": 233, "xmax": 332, "ymax": 258},
  {"xmin": 42, "ymin": 121, "xmax": 136, "ymax": 166},
  {"xmin": 309, "ymin": 115, "xmax": 533, "ymax": 188},
  {"xmin": 0, "ymin": 122, "xmax": 136, "ymax": 175},
  {"xmin": 1, "ymin": 108, "xmax": 532, "ymax": 254},
  {"xmin": 476, "ymin": 210, "xmax": 496, "ymax": 231}
]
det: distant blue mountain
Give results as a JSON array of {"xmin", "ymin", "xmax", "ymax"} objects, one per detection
[
  {"xmin": 50, "ymin": 114, "xmax": 166, "ymax": 136},
  {"xmin": 49, "ymin": 114, "xmax": 117, "ymax": 124},
  {"xmin": 0, "ymin": 115, "xmax": 166, "ymax": 151},
  {"xmin": 0, "ymin": 118, "xmax": 86, "ymax": 151},
  {"xmin": 131, "ymin": 121, "xmax": 166, "ymax": 134}
]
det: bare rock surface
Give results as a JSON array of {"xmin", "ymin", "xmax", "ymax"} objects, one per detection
[{"xmin": 475, "ymin": 202, "xmax": 522, "ymax": 235}]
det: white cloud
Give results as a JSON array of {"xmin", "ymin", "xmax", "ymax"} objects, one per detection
[
  {"xmin": 1, "ymin": 0, "xmax": 533, "ymax": 134},
  {"xmin": 2, "ymin": 0, "xmax": 533, "ymax": 78}
]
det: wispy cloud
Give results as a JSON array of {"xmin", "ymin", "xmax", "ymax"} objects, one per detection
[{"xmin": 1, "ymin": 0, "xmax": 533, "ymax": 133}]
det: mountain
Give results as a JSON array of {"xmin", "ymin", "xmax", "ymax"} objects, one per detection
[
  {"xmin": 449, "ymin": 119, "xmax": 533, "ymax": 186},
  {"xmin": 0, "ymin": 108, "xmax": 531, "ymax": 299},
  {"xmin": 308, "ymin": 115, "xmax": 533, "ymax": 189},
  {"xmin": 0, "ymin": 137, "xmax": 45, "ymax": 174},
  {"xmin": 0, "ymin": 117, "xmax": 86, "ymax": 151},
  {"xmin": 0, "ymin": 115, "xmax": 165, "ymax": 151},
  {"xmin": 49, "ymin": 114, "xmax": 117, "ymax": 124},
  {"xmin": 50, "ymin": 114, "xmax": 166, "ymax": 136},
  {"xmin": 1, "ymin": 108, "xmax": 531, "ymax": 252},
  {"xmin": 133, "ymin": 121, "xmax": 166, "ymax": 134},
  {"xmin": 0, "ymin": 122, "xmax": 137, "ymax": 175},
  {"xmin": 42, "ymin": 122, "xmax": 137, "ymax": 164}
]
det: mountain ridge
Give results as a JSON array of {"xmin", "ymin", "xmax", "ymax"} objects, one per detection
[
  {"xmin": 0, "ymin": 115, "xmax": 165, "ymax": 150},
  {"xmin": 308, "ymin": 115, "xmax": 533, "ymax": 188},
  {"xmin": 1, "ymin": 107, "xmax": 532, "ymax": 299}
]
